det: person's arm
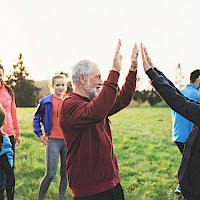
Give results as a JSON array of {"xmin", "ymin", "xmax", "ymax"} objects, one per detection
[
  {"xmin": 108, "ymin": 43, "xmax": 138, "ymax": 116},
  {"xmin": 33, "ymin": 99, "xmax": 47, "ymax": 145},
  {"xmin": 59, "ymin": 40, "xmax": 123, "ymax": 128},
  {"xmin": 60, "ymin": 70, "xmax": 120, "ymax": 128},
  {"xmin": 141, "ymin": 44, "xmax": 200, "ymax": 127},
  {"xmin": 10, "ymin": 98, "xmax": 21, "ymax": 146}
]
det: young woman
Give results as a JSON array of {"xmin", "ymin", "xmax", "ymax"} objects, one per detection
[
  {"xmin": 0, "ymin": 64, "xmax": 20, "ymax": 199},
  {"xmin": 33, "ymin": 74, "xmax": 68, "ymax": 200},
  {"xmin": 0, "ymin": 104, "xmax": 15, "ymax": 200},
  {"xmin": 0, "ymin": 64, "xmax": 21, "ymax": 151}
]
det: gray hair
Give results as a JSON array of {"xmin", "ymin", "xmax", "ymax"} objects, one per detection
[{"xmin": 72, "ymin": 60, "xmax": 93, "ymax": 85}]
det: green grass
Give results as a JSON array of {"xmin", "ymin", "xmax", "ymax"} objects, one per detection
[{"xmin": 14, "ymin": 107, "xmax": 182, "ymax": 200}]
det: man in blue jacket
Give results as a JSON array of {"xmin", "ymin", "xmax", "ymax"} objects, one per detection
[{"xmin": 172, "ymin": 70, "xmax": 200, "ymax": 194}]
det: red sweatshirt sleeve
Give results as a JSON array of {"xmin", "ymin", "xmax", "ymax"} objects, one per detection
[
  {"xmin": 108, "ymin": 70, "xmax": 137, "ymax": 116},
  {"xmin": 10, "ymin": 99, "xmax": 20, "ymax": 137},
  {"xmin": 59, "ymin": 70, "xmax": 120, "ymax": 128}
]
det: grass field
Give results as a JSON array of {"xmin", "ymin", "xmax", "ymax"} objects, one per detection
[{"xmin": 14, "ymin": 107, "xmax": 183, "ymax": 200}]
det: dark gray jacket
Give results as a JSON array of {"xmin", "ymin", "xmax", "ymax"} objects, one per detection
[{"xmin": 147, "ymin": 68, "xmax": 200, "ymax": 200}]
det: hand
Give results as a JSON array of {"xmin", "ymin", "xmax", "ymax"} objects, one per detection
[
  {"xmin": 39, "ymin": 135, "xmax": 47, "ymax": 145},
  {"xmin": 112, "ymin": 39, "xmax": 122, "ymax": 72},
  {"xmin": 143, "ymin": 46, "xmax": 155, "ymax": 69},
  {"xmin": 15, "ymin": 136, "xmax": 21, "ymax": 146},
  {"xmin": 140, "ymin": 43, "xmax": 152, "ymax": 73},
  {"xmin": 130, "ymin": 43, "xmax": 139, "ymax": 71}
]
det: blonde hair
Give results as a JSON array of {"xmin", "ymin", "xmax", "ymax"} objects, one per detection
[{"xmin": 51, "ymin": 74, "xmax": 66, "ymax": 86}]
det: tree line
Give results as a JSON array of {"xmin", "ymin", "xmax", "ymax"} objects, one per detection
[{"xmin": 3, "ymin": 53, "xmax": 185, "ymax": 107}]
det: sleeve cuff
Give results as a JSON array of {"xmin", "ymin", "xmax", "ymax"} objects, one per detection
[
  {"xmin": 146, "ymin": 68, "xmax": 158, "ymax": 80},
  {"xmin": 104, "ymin": 70, "xmax": 120, "ymax": 86}
]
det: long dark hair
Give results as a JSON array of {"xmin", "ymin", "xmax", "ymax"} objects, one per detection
[
  {"xmin": 0, "ymin": 104, "xmax": 5, "ymax": 152},
  {"xmin": 0, "ymin": 64, "xmax": 14, "ymax": 99}
]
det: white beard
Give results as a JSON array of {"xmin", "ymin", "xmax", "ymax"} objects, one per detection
[{"xmin": 84, "ymin": 80, "xmax": 99, "ymax": 100}]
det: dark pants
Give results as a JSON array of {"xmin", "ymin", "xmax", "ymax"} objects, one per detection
[
  {"xmin": 74, "ymin": 183, "xmax": 124, "ymax": 200},
  {"xmin": 0, "ymin": 154, "xmax": 15, "ymax": 200},
  {"xmin": 9, "ymin": 136, "xmax": 15, "ymax": 162}
]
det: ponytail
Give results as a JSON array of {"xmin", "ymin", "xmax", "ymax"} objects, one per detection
[{"xmin": 4, "ymin": 83, "xmax": 14, "ymax": 100}]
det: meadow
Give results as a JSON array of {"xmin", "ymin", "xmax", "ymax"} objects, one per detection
[{"xmin": 14, "ymin": 107, "xmax": 182, "ymax": 200}]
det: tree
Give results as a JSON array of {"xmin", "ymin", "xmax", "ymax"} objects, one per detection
[
  {"xmin": 174, "ymin": 63, "xmax": 186, "ymax": 90},
  {"xmin": 133, "ymin": 88, "xmax": 163, "ymax": 106},
  {"xmin": 6, "ymin": 53, "xmax": 40, "ymax": 107}
]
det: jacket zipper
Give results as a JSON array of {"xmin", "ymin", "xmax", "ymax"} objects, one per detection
[{"xmin": 103, "ymin": 118, "xmax": 116, "ymax": 186}]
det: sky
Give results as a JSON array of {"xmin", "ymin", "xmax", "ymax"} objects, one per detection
[{"xmin": 0, "ymin": 0, "xmax": 200, "ymax": 89}]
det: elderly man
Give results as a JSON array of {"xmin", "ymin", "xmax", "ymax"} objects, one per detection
[{"xmin": 58, "ymin": 40, "xmax": 138, "ymax": 200}]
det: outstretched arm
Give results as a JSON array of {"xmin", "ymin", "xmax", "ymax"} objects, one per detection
[
  {"xmin": 141, "ymin": 44, "xmax": 200, "ymax": 127},
  {"xmin": 59, "ymin": 40, "xmax": 123, "ymax": 128},
  {"xmin": 108, "ymin": 43, "xmax": 139, "ymax": 116}
]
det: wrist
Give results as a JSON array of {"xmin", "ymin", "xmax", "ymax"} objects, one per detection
[
  {"xmin": 130, "ymin": 66, "xmax": 138, "ymax": 72},
  {"xmin": 112, "ymin": 67, "xmax": 120, "ymax": 72}
]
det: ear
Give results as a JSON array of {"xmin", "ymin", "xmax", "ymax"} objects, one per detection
[{"xmin": 79, "ymin": 74, "xmax": 88, "ymax": 85}]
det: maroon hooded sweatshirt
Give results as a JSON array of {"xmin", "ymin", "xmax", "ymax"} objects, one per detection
[{"xmin": 58, "ymin": 70, "xmax": 137, "ymax": 197}]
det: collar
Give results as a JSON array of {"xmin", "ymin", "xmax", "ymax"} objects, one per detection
[
  {"xmin": 186, "ymin": 84, "xmax": 198, "ymax": 90},
  {"xmin": 69, "ymin": 92, "xmax": 91, "ymax": 102}
]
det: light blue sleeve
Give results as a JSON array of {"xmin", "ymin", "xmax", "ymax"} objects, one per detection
[{"xmin": 0, "ymin": 134, "xmax": 14, "ymax": 168}]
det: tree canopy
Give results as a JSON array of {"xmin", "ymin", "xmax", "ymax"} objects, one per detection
[{"xmin": 6, "ymin": 53, "xmax": 41, "ymax": 107}]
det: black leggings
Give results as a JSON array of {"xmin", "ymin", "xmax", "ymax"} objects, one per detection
[
  {"xmin": 0, "ymin": 154, "xmax": 15, "ymax": 200},
  {"xmin": 74, "ymin": 183, "xmax": 124, "ymax": 200}
]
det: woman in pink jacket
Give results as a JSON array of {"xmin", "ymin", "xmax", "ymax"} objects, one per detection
[
  {"xmin": 0, "ymin": 64, "xmax": 21, "ymax": 198},
  {"xmin": 0, "ymin": 64, "xmax": 21, "ymax": 152}
]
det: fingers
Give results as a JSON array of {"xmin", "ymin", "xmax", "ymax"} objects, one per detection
[
  {"xmin": 112, "ymin": 39, "xmax": 122, "ymax": 72},
  {"xmin": 140, "ymin": 43, "xmax": 151, "ymax": 72},
  {"xmin": 115, "ymin": 39, "xmax": 121, "ymax": 57},
  {"xmin": 15, "ymin": 137, "xmax": 21, "ymax": 146},
  {"xmin": 130, "ymin": 43, "xmax": 139, "ymax": 71},
  {"xmin": 140, "ymin": 43, "xmax": 145, "ymax": 61},
  {"xmin": 119, "ymin": 54, "xmax": 123, "ymax": 62},
  {"xmin": 43, "ymin": 137, "xmax": 48, "ymax": 145},
  {"xmin": 131, "ymin": 43, "xmax": 139, "ymax": 60},
  {"xmin": 143, "ymin": 45, "xmax": 154, "ymax": 68}
]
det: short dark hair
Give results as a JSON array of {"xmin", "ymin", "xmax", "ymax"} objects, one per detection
[{"xmin": 190, "ymin": 69, "xmax": 200, "ymax": 83}]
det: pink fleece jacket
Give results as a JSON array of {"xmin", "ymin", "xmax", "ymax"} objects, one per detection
[{"xmin": 0, "ymin": 83, "xmax": 20, "ymax": 137}]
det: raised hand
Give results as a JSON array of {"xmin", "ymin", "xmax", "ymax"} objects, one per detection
[
  {"xmin": 143, "ymin": 46, "xmax": 155, "ymax": 69},
  {"xmin": 130, "ymin": 43, "xmax": 139, "ymax": 71},
  {"xmin": 112, "ymin": 39, "xmax": 122, "ymax": 72},
  {"xmin": 140, "ymin": 43, "xmax": 151, "ymax": 73}
]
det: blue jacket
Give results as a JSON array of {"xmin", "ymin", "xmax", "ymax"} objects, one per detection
[
  {"xmin": 172, "ymin": 84, "xmax": 200, "ymax": 143},
  {"xmin": 0, "ymin": 132, "xmax": 13, "ymax": 168},
  {"xmin": 33, "ymin": 94, "xmax": 53, "ymax": 137}
]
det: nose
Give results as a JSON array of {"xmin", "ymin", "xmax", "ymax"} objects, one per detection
[{"xmin": 99, "ymin": 78, "xmax": 103, "ymax": 85}]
